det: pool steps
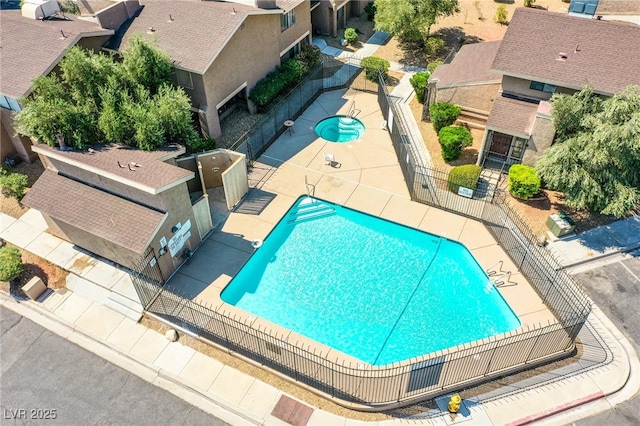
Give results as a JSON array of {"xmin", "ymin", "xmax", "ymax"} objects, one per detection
[{"xmin": 287, "ymin": 202, "xmax": 336, "ymax": 223}]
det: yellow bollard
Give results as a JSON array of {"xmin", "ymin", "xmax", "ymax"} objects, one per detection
[{"xmin": 448, "ymin": 394, "xmax": 462, "ymax": 413}]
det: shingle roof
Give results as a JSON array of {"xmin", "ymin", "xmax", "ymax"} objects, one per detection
[
  {"xmin": 430, "ymin": 41, "xmax": 502, "ymax": 88},
  {"xmin": 492, "ymin": 8, "xmax": 640, "ymax": 95},
  {"xmin": 486, "ymin": 96, "xmax": 538, "ymax": 136},
  {"xmin": 109, "ymin": 0, "xmax": 260, "ymax": 74},
  {"xmin": 276, "ymin": 0, "xmax": 304, "ymax": 11},
  {"xmin": 32, "ymin": 144, "xmax": 193, "ymax": 194},
  {"xmin": 0, "ymin": 11, "xmax": 113, "ymax": 99},
  {"xmin": 22, "ymin": 171, "xmax": 167, "ymax": 253}
]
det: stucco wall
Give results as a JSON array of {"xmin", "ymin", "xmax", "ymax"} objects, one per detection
[
  {"xmin": 522, "ymin": 115, "xmax": 555, "ymax": 166},
  {"xmin": 0, "ymin": 110, "xmax": 37, "ymax": 163},
  {"xmin": 202, "ymin": 14, "xmax": 281, "ymax": 138},
  {"xmin": 501, "ymin": 76, "xmax": 576, "ymax": 101},
  {"xmin": 198, "ymin": 150, "xmax": 236, "ymax": 188},
  {"xmin": 311, "ymin": 4, "xmax": 331, "ymax": 36},
  {"xmin": 43, "ymin": 214, "xmax": 143, "ymax": 270},
  {"xmin": 152, "ymin": 183, "xmax": 202, "ymax": 280},
  {"xmin": 279, "ymin": 1, "xmax": 311, "ymax": 54}
]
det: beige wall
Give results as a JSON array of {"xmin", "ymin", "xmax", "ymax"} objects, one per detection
[
  {"xmin": 522, "ymin": 115, "xmax": 555, "ymax": 166},
  {"xmin": 311, "ymin": 3, "xmax": 332, "ymax": 36},
  {"xmin": 0, "ymin": 110, "xmax": 37, "ymax": 163},
  {"xmin": 95, "ymin": 0, "xmax": 140, "ymax": 30},
  {"xmin": 43, "ymin": 214, "xmax": 143, "ymax": 270},
  {"xmin": 279, "ymin": 1, "xmax": 311, "ymax": 55},
  {"xmin": 501, "ymin": 76, "xmax": 576, "ymax": 101},
  {"xmin": 202, "ymin": 14, "xmax": 281, "ymax": 138},
  {"xmin": 198, "ymin": 150, "xmax": 236, "ymax": 188}
]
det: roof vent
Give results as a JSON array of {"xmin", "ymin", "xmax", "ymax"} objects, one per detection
[
  {"xmin": 21, "ymin": 0, "xmax": 60, "ymax": 20},
  {"xmin": 556, "ymin": 52, "xmax": 568, "ymax": 61}
]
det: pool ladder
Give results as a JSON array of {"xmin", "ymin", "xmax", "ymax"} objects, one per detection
[
  {"xmin": 347, "ymin": 100, "xmax": 361, "ymax": 118},
  {"xmin": 486, "ymin": 260, "xmax": 514, "ymax": 287},
  {"xmin": 287, "ymin": 202, "xmax": 336, "ymax": 223}
]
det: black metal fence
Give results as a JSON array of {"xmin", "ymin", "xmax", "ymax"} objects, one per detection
[
  {"xmin": 125, "ymin": 69, "xmax": 592, "ymax": 410},
  {"xmin": 377, "ymin": 76, "xmax": 590, "ymax": 333},
  {"xmin": 229, "ymin": 56, "xmax": 366, "ymax": 161}
]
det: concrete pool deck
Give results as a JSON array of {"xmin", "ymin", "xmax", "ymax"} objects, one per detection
[
  {"xmin": 1, "ymin": 87, "xmax": 637, "ymax": 424},
  {"xmin": 168, "ymin": 89, "xmax": 555, "ymax": 334}
]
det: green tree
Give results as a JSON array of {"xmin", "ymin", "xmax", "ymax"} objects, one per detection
[
  {"xmin": 373, "ymin": 0, "xmax": 459, "ymax": 41},
  {"xmin": 536, "ymin": 85, "xmax": 640, "ymax": 217},
  {"xmin": 15, "ymin": 37, "xmax": 206, "ymax": 152},
  {"xmin": 121, "ymin": 35, "xmax": 174, "ymax": 95},
  {"xmin": 550, "ymin": 85, "xmax": 602, "ymax": 143}
]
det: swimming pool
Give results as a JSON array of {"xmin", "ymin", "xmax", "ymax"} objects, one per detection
[
  {"xmin": 221, "ymin": 196, "xmax": 520, "ymax": 366},
  {"xmin": 315, "ymin": 115, "xmax": 365, "ymax": 142}
]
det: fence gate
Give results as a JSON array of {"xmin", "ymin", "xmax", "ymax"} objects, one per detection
[{"xmin": 129, "ymin": 247, "xmax": 164, "ymax": 309}]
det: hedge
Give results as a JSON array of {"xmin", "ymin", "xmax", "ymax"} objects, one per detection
[
  {"xmin": 508, "ymin": 164, "xmax": 541, "ymax": 199},
  {"xmin": 249, "ymin": 49, "xmax": 319, "ymax": 112},
  {"xmin": 429, "ymin": 102, "xmax": 461, "ymax": 133},
  {"xmin": 424, "ymin": 37, "xmax": 445, "ymax": 59},
  {"xmin": 360, "ymin": 56, "xmax": 390, "ymax": 81},
  {"xmin": 438, "ymin": 126, "xmax": 473, "ymax": 161},
  {"xmin": 410, "ymin": 72, "xmax": 430, "ymax": 104},
  {"xmin": 0, "ymin": 171, "xmax": 28, "ymax": 200},
  {"xmin": 427, "ymin": 60, "xmax": 443, "ymax": 74},
  {"xmin": 448, "ymin": 164, "xmax": 482, "ymax": 194},
  {"xmin": 0, "ymin": 246, "xmax": 23, "ymax": 282}
]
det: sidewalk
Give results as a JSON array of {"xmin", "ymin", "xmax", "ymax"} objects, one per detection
[
  {"xmin": 547, "ymin": 215, "xmax": 640, "ymax": 269},
  {"xmin": 1, "ymin": 31, "xmax": 638, "ymax": 426}
]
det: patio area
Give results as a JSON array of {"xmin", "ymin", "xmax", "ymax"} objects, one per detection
[{"xmin": 165, "ymin": 88, "xmax": 556, "ymax": 345}]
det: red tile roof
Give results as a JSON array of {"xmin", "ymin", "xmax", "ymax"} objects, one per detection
[
  {"xmin": 32, "ymin": 144, "xmax": 194, "ymax": 194},
  {"xmin": 112, "ymin": 0, "xmax": 264, "ymax": 74},
  {"xmin": 492, "ymin": 8, "xmax": 640, "ymax": 95},
  {"xmin": 22, "ymin": 171, "xmax": 167, "ymax": 253},
  {"xmin": 486, "ymin": 96, "xmax": 538, "ymax": 137},
  {"xmin": 0, "ymin": 11, "xmax": 113, "ymax": 99},
  {"xmin": 430, "ymin": 41, "xmax": 502, "ymax": 88}
]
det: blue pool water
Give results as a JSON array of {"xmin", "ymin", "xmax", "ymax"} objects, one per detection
[
  {"xmin": 221, "ymin": 197, "xmax": 520, "ymax": 366},
  {"xmin": 315, "ymin": 115, "xmax": 365, "ymax": 142}
]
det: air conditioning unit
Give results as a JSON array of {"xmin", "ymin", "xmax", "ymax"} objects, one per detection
[{"xmin": 22, "ymin": 0, "xmax": 60, "ymax": 20}]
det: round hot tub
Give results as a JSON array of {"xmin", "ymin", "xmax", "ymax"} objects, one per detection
[{"xmin": 315, "ymin": 115, "xmax": 365, "ymax": 143}]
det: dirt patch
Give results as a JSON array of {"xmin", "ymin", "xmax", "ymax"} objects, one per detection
[
  {"xmin": 315, "ymin": 15, "xmax": 375, "ymax": 53},
  {"xmin": 0, "ymin": 159, "xmax": 44, "ymax": 219},
  {"xmin": 0, "ymin": 244, "xmax": 68, "ymax": 299}
]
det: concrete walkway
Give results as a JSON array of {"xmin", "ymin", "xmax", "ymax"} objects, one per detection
[{"xmin": 1, "ymin": 31, "xmax": 638, "ymax": 425}]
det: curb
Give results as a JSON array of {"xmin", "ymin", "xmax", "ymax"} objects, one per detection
[{"xmin": 0, "ymin": 293, "xmax": 261, "ymax": 426}]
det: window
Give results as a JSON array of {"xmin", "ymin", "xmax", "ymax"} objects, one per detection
[
  {"xmin": 529, "ymin": 81, "xmax": 556, "ymax": 93},
  {"xmin": 510, "ymin": 137, "xmax": 527, "ymax": 160},
  {"xmin": 174, "ymin": 69, "xmax": 193, "ymax": 89},
  {"xmin": 0, "ymin": 95, "xmax": 21, "ymax": 112},
  {"xmin": 281, "ymin": 10, "xmax": 295, "ymax": 31}
]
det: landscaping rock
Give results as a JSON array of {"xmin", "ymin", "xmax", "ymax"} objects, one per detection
[{"xmin": 165, "ymin": 329, "xmax": 178, "ymax": 342}]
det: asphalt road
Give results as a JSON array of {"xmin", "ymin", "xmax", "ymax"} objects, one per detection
[
  {"xmin": 0, "ymin": 307, "xmax": 229, "ymax": 426},
  {"xmin": 572, "ymin": 252, "xmax": 640, "ymax": 425}
]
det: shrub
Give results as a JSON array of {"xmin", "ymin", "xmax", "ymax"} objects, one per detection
[
  {"xmin": 0, "ymin": 246, "xmax": 23, "ymax": 282},
  {"xmin": 296, "ymin": 45, "xmax": 321, "ymax": 72},
  {"xmin": 364, "ymin": 2, "xmax": 376, "ymax": 21},
  {"xmin": 494, "ymin": 5, "xmax": 509, "ymax": 24},
  {"xmin": 187, "ymin": 137, "xmax": 216, "ymax": 154},
  {"xmin": 438, "ymin": 126, "xmax": 473, "ymax": 161},
  {"xmin": 427, "ymin": 60, "xmax": 443, "ymax": 74},
  {"xmin": 524, "ymin": 0, "xmax": 536, "ymax": 6},
  {"xmin": 360, "ymin": 56, "xmax": 390, "ymax": 81},
  {"xmin": 429, "ymin": 102, "xmax": 461, "ymax": 133},
  {"xmin": 0, "ymin": 172, "xmax": 28, "ymax": 200},
  {"xmin": 344, "ymin": 28, "xmax": 358, "ymax": 45},
  {"xmin": 508, "ymin": 164, "xmax": 541, "ymax": 199},
  {"xmin": 249, "ymin": 59, "xmax": 305, "ymax": 111},
  {"xmin": 448, "ymin": 164, "xmax": 482, "ymax": 194},
  {"xmin": 424, "ymin": 37, "xmax": 445, "ymax": 58},
  {"xmin": 410, "ymin": 72, "xmax": 430, "ymax": 104}
]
